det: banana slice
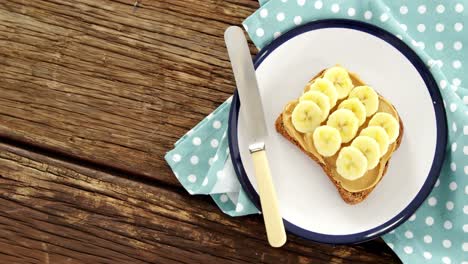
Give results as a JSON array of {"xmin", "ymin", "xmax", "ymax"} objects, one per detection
[
  {"xmin": 326, "ymin": 109, "xmax": 359, "ymax": 143},
  {"xmin": 360, "ymin": 126, "xmax": 390, "ymax": 157},
  {"xmin": 313, "ymin": 125, "xmax": 342, "ymax": 157},
  {"xmin": 308, "ymin": 78, "xmax": 338, "ymax": 107},
  {"xmin": 338, "ymin": 98, "xmax": 367, "ymax": 126},
  {"xmin": 291, "ymin": 101, "xmax": 323, "ymax": 133},
  {"xmin": 369, "ymin": 112, "xmax": 400, "ymax": 143},
  {"xmin": 351, "ymin": 136, "xmax": 381, "ymax": 170},
  {"xmin": 336, "ymin": 146, "xmax": 368, "ymax": 180},
  {"xmin": 300, "ymin": 91, "xmax": 331, "ymax": 121},
  {"xmin": 323, "ymin": 66, "xmax": 354, "ymax": 99},
  {"xmin": 349, "ymin": 86, "xmax": 379, "ymax": 116}
]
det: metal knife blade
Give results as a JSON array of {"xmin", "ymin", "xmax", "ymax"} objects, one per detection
[{"xmin": 224, "ymin": 26, "xmax": 268, "ymax": 146}]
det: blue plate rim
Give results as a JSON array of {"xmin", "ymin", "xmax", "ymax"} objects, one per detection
[{"xmin": 228, "ymin": 19, "xmax": 447, "ymax": 244}]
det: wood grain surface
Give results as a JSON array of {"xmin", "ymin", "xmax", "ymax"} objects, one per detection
[
  {"xmin": 0, "ymin": 143, "xmax": 399, "ymax": 263},
  {"xmin": 0, "ymin": 0, "xmax": 401, "ymax": 263}
]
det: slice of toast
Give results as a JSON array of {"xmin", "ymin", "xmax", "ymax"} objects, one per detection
[{"xmin": 276, "ymin": 68, "xmax": 404, "ymax": 204}]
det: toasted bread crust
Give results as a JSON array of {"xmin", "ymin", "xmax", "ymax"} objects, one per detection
[{"xmin": 275, "ymin": 110, "xmax": 404, "ymax": 204}]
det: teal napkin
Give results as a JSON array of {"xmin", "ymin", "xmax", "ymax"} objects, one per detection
[{"xmin": 166, "ymin": 0, "xmax": 467, "ymax": 262}]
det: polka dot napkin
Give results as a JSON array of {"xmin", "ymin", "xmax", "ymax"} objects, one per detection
[{"xmin": 165, "ymin": 0, "xmax": 467, "ymax": 262}]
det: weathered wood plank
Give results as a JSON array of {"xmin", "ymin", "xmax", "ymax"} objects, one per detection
[
  {"xmin": 0, "ymin": 143, "xmax": 400, "ymax": 263},
  {"xmin": 0, "ymin": 0, "xmax": 256, "ymax": 183}
]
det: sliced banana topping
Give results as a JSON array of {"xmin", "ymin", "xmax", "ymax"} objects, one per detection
[
  {"xmin": 351, "ymin": 136, "xmax": 381, "ymax": 170},
  {"xmin": 336, "ymin": 146, "xmax": 368, "ymax": 180},
  {"xmin": 326, "ymin": 109, "xmax": 359, "ymax": 143},
  {"xmin": 300, "ymin": 91, "xmax": 331, "ymax": 122},
  {"xmin": 324, "ymin": 66, "xmax": 354, "ymax": 99},
  {"xmin": 369, "ymin": 112, "xmax": 400, "ymax": 143},
  {"xmin": 360, "ymin": 126, "xmax": 390, "ymax": 157},
  {"xmin": 291, "ymin": 101, "xmax": 323, "ymax": 133},
  {"xmin": 338, "ymin": 98, "xmax": 367, "ymax": 126},
  {"xmin": 313, "ymin": 125, "xmax": 342, "ymax": 157},
  {"xmin": 308, "ymin": 78, "xmax": 338, "ymax": 107},
  {"xmin": 349, "ymin": 85, "xmax": 379, "ymax": 117}
]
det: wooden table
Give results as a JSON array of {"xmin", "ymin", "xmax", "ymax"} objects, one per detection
[{"xmin": 0, "ymin": 1, "xmax": 401, "ymax": 263}]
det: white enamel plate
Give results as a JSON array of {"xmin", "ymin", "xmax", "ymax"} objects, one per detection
[{"xmin": 228, "ymin": 20, "xmax": 447, "ymax": 244}]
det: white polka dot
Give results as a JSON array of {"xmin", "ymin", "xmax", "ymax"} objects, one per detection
[
  {"xmin": 453, "ymin": 78, "xmax": 461, "ymax": 86},
  {"xmin": 464, "ymin": 96, "xmax": 468, "ymax": 104},
  {"xmin": 396, "ymin": 34, "xmax": 402, "ymax": 40},
  {"xmin": 347, "ymin": 8, "xmax": 356, "ymax": 17},
  {"xmin": 216, "ymin": 170, "xmax": 224, "ymax": 179},
  {"xmin": 440, "ymin": 79, "xmax": 447, "ymax": 88},
  {"xmin": 192, "ymin": 137, "xmax": 201, "ymax": 146},
  {"xmin": 450, "ymin": 103, "xmax": 458, "ymax": 112},
  {"xmin": 464, "ymin": 224, "xmax": 468, "ymax": 232},
  {"xmin": 202, "ymin": 177, "xmax": 208, "ymax": 186},
  {"xmin": 436, "ymin": 23, "xmax": 445, "ymax": 32},
  {"xmin": 400, "ymin": 6, "xmax": 408, "ymax": 14},
  {"xmin": 450, "ymin": 162, "xmax": 457, "ymax": 171},
  {"xmin": 425, "ymin": 216, "xmax": 434, "ymax": 226},
  {"xmin": 436, "ymin": 4, "xmax": 445, "ymax": 13},
  {"xmin": 190, "ymin": 155, "xmax": 199, "ymax": 165},
  {"xmin": 435, "ymin": 179, "xmax": 440, "ymax": 187},
  {"xmin": 172, "ymin": 154, "xmax": 181, "ymax": 162},
  {"xmin": 276, "ymin": 12, "xmax": 285, "ymax": 21},
  {"xmin": 418, "ymin": 5, "xmax": 427, "ymax": 14},
  {"xmin": 220, "ymin": 194, "xmax": 228, "ymax": 203},
  {"xmin": 449, "ymin": 181, "xmax": 457, "ymax": 191},
  {"xmin": 236, "ymin": 203, "xmax": 244, "ymax": 212},
  {"xmin": 463, "ymin": 242, "xmax": 468, "ymax": 251},
  {"xmin": 256, "ymin": 28, "xmax": 264, "ymax": 37},
  {"xmin": 380, "ymin": 13, "xmax": 389, "ymax": 22},
  {"xmin": 364, "ymin": 11, "xmax": 372, "ymax": 20},
  {"xmin": 294, "ymin": 16, "xmax": 302, "ymax": 25},
  {"xmin": 314, "ymin": 0, "xmax": 322, "ymax": 9},
  {"xmin": 297, "ymin": 0, "xmax": 306, "ymax": 6},
  {"xmin": 387, "ymin": 243, "xmax": 394, "ymax": 249},
  {"xmin": 454, "ymin": 41, "xmax": 463, "ymax": 50},
  {"xmin": 210, "ymin": 139, "xmax": 219, "ymax": 148},
  {"xmin": 423, "ymin": 251, "xmax": 432, "ymax": 259},
  {"xmin": 188, "ymin": 174, "xmax": 197, "ymax": 183},
  {"xmin": 331, "ymin": 3, "xmax": 340, "ymax": 13},
  {"xmin": 454, "ymin": 22, "xmax": 463, "ymax": 31},
  {"xmin": 260, "ymin": 8, "xmax": 268, "ymax": 18},
  {"xmin": 213, "ymin": 120, "xmax": 221, "ymax": 129},
  {"xmin": 464, "ymin": 146, "xmax": 468, "ymax": 155},
  {"xmin": 403, "ymin": 246, "xmax": 413, "ymax": 254},
  {"xmin": 465, "ymin": 166, "xmax": 468, "ymax": 175},
  {"xmin": 281, "ymin": 0, "xmax": 287, "ymax": 2},
  {"xmin": 465, "ymin": 126, "xmax": 468, "ymax": 135},
  {"xmin": 452, "ymin": 142, "xmax": 458, "ymax": 152},
  {"xmin": 452, "ymin": 122, "xmax": 457, "ymax": 132},
  {"xmin": 428, "ymin": 197, "xmax": 437, "ymax": 206},
  {"xmin": 213, "ymin": 154, "xmax": 218, "ymax": 162},
  {"xmin": 405, "ymin": 230, "xmax": 413, "ymax": 239},
  {"xmin": 444, "ymin": 220, "xmax": 453, "ymax": 230},
  {"xmin": 453, "ymin": 60, "xmax": 462, "ymax": 69},
  {"xmin": 417, "ymin": 24, "xmax": 426, "ymax": 32},
  {"xmin": 400, "ymin": 23, "xmax": 408, "ymax": 31},
  {"xmin": 466, "ymin": 185, "xmax": 468, "ymax": 194},
  {"xmin": 273, "ymin": 32, "xmax": 281, "ymax": 39},
  {"xmin": 409, "ymin": 214, "xmax": 416, "ymax": 221},
  {"xmin": 464, "ymin": 205, "xmax": 468, "ymax": 214},
  {"xmin": 208, "ymin": 157, "xmax": 214, "ymax": 166},
  {"xmin": 455, "ymin": 3, "xmax": 464, "ymax": 13},
  {"xmin": 424, "ymin": 235, "xmax": 432, "ymax": 243},
  {"xmin": 443, "ymin": 239, "xmax": 452, "ymax": 248},
  {"xmin": 446, "ymin": 201, "xmax": 454, "ymax": 210},
  {"xmin": 442, "ymin": 256, "xmax": 451, "ymax": 264}
]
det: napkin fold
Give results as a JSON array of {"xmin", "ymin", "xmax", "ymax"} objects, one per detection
[{"xmin": 166, "ymin": 0, "xmax": 467, "ymax": 262}]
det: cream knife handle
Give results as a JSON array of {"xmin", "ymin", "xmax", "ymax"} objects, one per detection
[{"xmin": 251, "ymin": 149, "xmax": 287, "ymax": 247}]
